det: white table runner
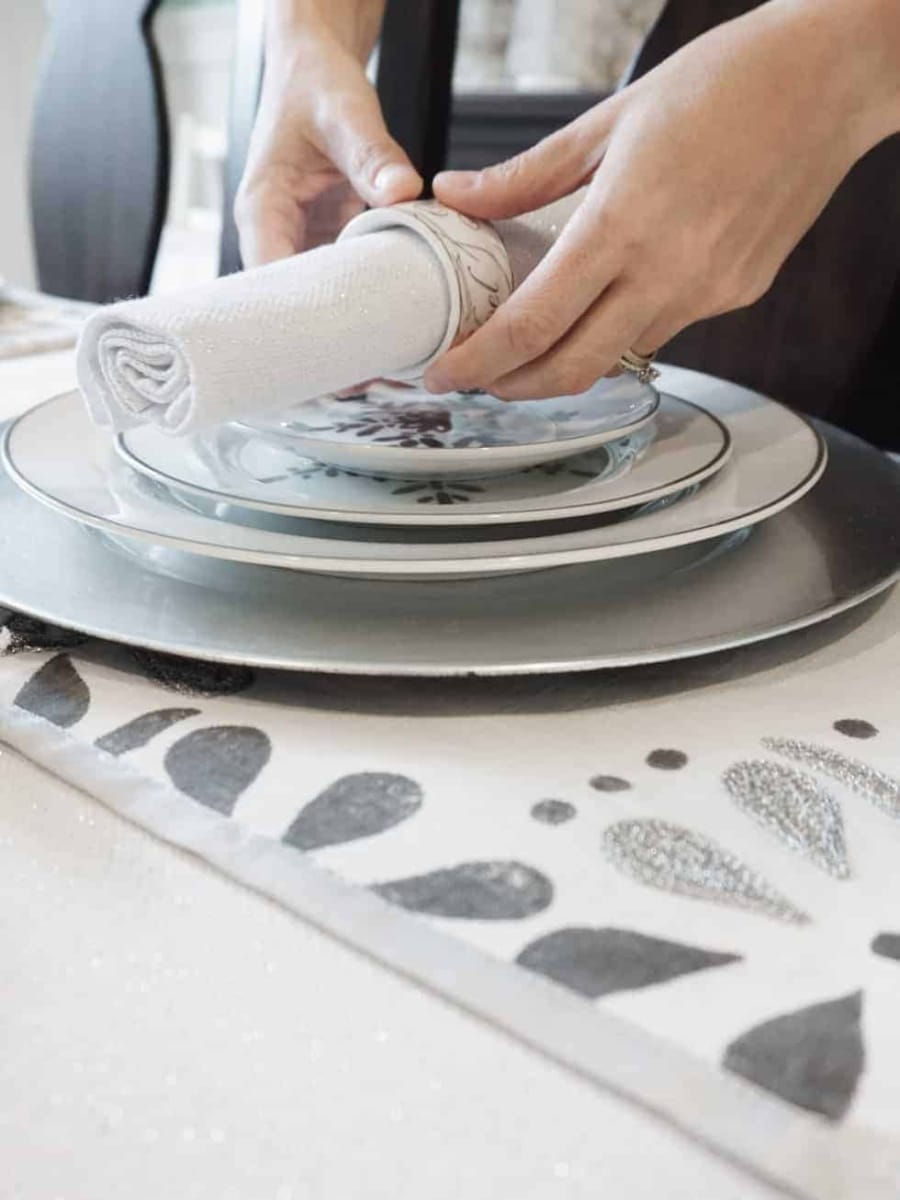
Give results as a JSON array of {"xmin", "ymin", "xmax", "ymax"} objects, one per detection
[{"xmin": 1, "ymin": 585, "xmax": 898, "ymax": 1200}]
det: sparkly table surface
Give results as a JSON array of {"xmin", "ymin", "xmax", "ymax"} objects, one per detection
[{"xmin": 1, "ymin": 351, "xmax": 897, "ymax": 1200}]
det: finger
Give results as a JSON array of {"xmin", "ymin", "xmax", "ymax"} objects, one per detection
[
  {"xmin": 304, "ymin": 182, "xmax": 365, "ymax": 248},
  {"xmin": 432, "ymin": 94, "xmax": 622, "ymax": 220},
  {"xmin": 318, "ymin": 88, "xmax": 423, "ymax": 208},
  {"xmin": 489, "ymin": 282, "xmax": 658, "ymax": 401},
  {"xmin": 423, "ymin": 199, "xmax": 620, "ymax": 393}
]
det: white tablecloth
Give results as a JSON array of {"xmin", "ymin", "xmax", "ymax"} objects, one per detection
[{"xmin": 1, "ymin": 351, "xmax": 896, "ymax": 1200}]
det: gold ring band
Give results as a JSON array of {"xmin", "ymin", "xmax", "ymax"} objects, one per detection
[{"xmin": 618, "ymin": 348, "xmax": 660, "ymax": 386}]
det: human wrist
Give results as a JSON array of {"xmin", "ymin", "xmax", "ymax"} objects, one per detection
[
  {"xmin": 774, "ymin": 0, "xmax": 900, "ymax": 155},
  {"xmin": 265, "ymin": 0, "xmax": 385, "ymax": 64}
]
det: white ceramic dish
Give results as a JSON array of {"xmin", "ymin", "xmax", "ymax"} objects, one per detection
[
  {"xmin": 0, "ymin": 415, "xmax": 894, "ymax": 674},
  {"xmin": 2, "ymin": 380, "xmax": 825, "ymax": 580},
  {"xmin": 235, "ymin": 376, "xmax": 661, "ymax": 478},
  {"xmin": 117, "ymin": 394, "xmax": 731, "ymax": 528}
]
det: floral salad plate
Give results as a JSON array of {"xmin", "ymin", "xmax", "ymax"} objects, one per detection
[
  {"xmin": 235, "ymin": 375, "xmax": 661, "ymax": 478},
  {"xmin": 117, "ymin": 394, "xmax": 732, "ymax": 528}
]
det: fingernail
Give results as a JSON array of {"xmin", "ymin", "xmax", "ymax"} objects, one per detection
[
  {"xmin": 423, "ymin": 367, "xmax": 452, "ymax": 394},
  {"xmin": 433, "ymin": 170, "xmax": 475, "ymax": 190},
  {"xmin": 373, "ymin": 163, "xmax": 419, "ymax": 195}
]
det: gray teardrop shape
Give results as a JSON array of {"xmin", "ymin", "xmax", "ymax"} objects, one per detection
[
  {"xmin": 14, "ymin": 654, "xmax": 90, "ymax": 728},
  {"xmin": 129, "ymin": 648, "xmax": 254, "ymax": 697},
  {"xmin": 724, "ymin": 991, "xmax": 865, "ymax": 1121},
  {"xmin": 164, "ymin": 725, "xmax": 271, "ymax": 814},
  {"xmin": 871, "ymin": 933, "xmax": 900, "ymax": 961},
  {"xmin": 603, "ymin": 819, "xmax": 808, "ymax": 925},
  {"xmin": 373, "ymin": 861, "xmax": 553, "ymax": 919},
  {"xmin": 517, "ymin": 927, "xmax": 740, "ymax": 998},
  {"xmin": 283, "ymin": 772, "xmax": 422, "ymax": 851},
  {"xmin": 95, "ymin": 707, "xmax": 200, "ymax": 756},
  {"xmin": 723, "ymin": 759, "xmax": 849, "ymax": 878},
  {"xmin": 763, "ymin": 737, "xmax": 900, "ymax": 820},
  {"xmin": 0, "ymin": 613, "xmax": 88, "ymax": 656}
]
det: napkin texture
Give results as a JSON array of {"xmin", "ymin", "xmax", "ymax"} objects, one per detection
[
  {"xmin": 77, "ymin": 230, "xmax": 450, "ymax": 436},
  {"xmin": 76, "ymin": 192, "xmax": 587, "ymax": 437}
]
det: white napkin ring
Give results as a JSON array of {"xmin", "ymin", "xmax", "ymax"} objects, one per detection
[{"xmin": 339, "ymin": 200, "xmax": 515, "ymax": 372}]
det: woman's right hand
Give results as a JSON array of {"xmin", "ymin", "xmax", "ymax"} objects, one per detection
[{"xmin": 235, "ymin": 5, "xmax": 422, "ymax": 267}]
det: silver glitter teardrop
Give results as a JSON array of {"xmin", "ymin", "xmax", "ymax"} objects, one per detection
[
  {"xmin": 602, "ymin": 819, "xmax": 809, "ymax": 925},
  {"xmin": 723, "ymin": 760, "xmax": 850, "ymax": 879},
  {"xmin": 764, "ymin": 738, "xmax": 900, "ymax": 820}
]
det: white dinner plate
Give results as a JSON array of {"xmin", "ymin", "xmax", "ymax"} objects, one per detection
[
  {"xmin": 0, "ymin": 415, "xmax": 894, "ymax": 674},
  {"xmin": 235, "ymin": 376, "xmax": 660, "ymax": 478},
  {"xmin": 117, "ymin": 394, "xmax": 731, "ymax": 528},
  {"xmin": 2, "ymin": 379, "xmax": 825, "ymax": 580}
]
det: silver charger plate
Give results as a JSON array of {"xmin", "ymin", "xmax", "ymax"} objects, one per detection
[
  {"xmin": 235, "ymin": 376, "xmax": 660, "ymax": 478},
  {"xmin": 0, "ymin": 419, "xmax": 895, "ymax": 675},
  {"xmin": 1, "ymin": 380, "xmax": 824, "ymax": 580},
  {"xmin": 117, "ymin": 394, "xmax": 732, "ymax": 528}
]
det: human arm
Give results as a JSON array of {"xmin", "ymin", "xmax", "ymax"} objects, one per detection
[
  {"xmin": 424, "ymin": 0, "xmax": 900, "ymax": 399},
  {"xmin": 234, "ymin": 0, "xmax": 422, "ymax": 266}
]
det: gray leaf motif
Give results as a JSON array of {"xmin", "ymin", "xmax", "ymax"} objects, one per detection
[
  {"xmin": 0, "ymin": 612, "xmax": 88, "ymax": 656},
  {"xmin": 764, "ymin": 737, "xmax": 900, "ymax": 820},
  {"xmin": 373, "ymin": 861, "xmax": 553, "ymax": 920},
  {"xmin": 603, "ymin": 819, "xmax": 809, "ymax": 925},
  {"xmin": 517, "ymin": 927, "xmax": 740, "ymax": 998},
  {"xmin": 724, "ymin": 991, "xmax": 865, "ymax": 1121},
  {"xmin": 14, "ymin": 654, "xmax": 90, "ymax": 728},
  {"xmin": 129, "ymin": 648, "xmax": 254, "ymax": 697},
  {"xmin": 95, "ymin": 708, "xmax": 200, "ymax": 756},
  {"xmin": 283, "ymin": 772, "xmax": 423, "ymax": 851},
  {"xmin": 871, "ymin": 933, "xmax": 900, "ymax": 961},
  {"xmin": 164, "ymin": 726, "xmax": 271, "ymax": 815},
  {"xmin": 723, "ymin": 760, "xmax": 849, "ymax": 878}
]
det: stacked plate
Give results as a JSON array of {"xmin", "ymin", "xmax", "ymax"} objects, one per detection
[{"xmin": 0, "ymin": 366, "xmax": 896, "ymax": 675}]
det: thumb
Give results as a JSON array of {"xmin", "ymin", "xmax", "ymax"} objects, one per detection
[
  {"xmin": 320, "ymin": 86, "xmax": 423, "ymax": 208},
  {"xmin": 433, "ymin": 95, "xmax": 622, "ymax": 220}
]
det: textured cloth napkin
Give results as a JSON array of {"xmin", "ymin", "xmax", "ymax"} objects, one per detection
[
  {"xmin": 76, "ymin": 230, "xmax": 450, "ymax": 436},
  {"xmin": 76, "ymin": 192, "xmax": 586, "ymax": 436}
]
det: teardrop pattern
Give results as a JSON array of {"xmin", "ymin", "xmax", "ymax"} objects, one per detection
[
  {"xmin": 283, "ymin": 772, "xmax": 423, "ymax": 851},
  {"xmin": 723, "ymin": 759, "xmax": 849, "ymax": 878},
  {"xmin": 517, "ymin": 927, "xmax": 740, "ymax": 998},
  {"xmin": 373, "ymin": 860, "xmax": 553, "ymax": 920},
  {"xmin": 724, "ymin": 991, "xmax": 865, "ymax": 1120},
  {"xmin": 764, "ymin": 737, "xmax": 900, "ymax": 820},
  {"xmin": 164, "ymin": 725, "xmax": 271, "ymax": 815},
  {"xmin": 14, "ymin": 654, "xmax": 90, "ymax": 728},
  {"xmin": 603, "ymin": 819, "xmax": 808, "ymax": 924},
  {"xmin": 95, "ymin": 707, "xmax": 200, "ymax": 756}
]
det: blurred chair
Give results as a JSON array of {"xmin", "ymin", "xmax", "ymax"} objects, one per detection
[{"xmin": 30, "ymin": 0, "xmax": 462, "ymax": 302}]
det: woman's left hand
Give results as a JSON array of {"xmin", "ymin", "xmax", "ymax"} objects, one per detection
[{"xmin": 423, "ymin": 0, "xmax": 900, "ymax": 400}]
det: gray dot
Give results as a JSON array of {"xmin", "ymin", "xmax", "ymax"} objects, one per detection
[
  {"xmin": 833, "ymin": 718, "xmax": 878, "ymax": 739},
  {"xmin": 589, "ymin": 775, "xmax": 632, "ymax": 793},
  {"xmin": 531, "ymin": 799, "xmax": 576, "ymax": 825},
  {"xmin": 647, "ymin": 749, "xmax": 688, "ymax": 770}
]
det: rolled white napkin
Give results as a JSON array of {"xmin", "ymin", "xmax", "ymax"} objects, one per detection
[{"xmin": 77, "ymin": 191, "xmax": 586, "ymax": 436}]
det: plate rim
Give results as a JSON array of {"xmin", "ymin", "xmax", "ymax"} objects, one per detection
[
  {"xmin": 233, "ymin": 375, "xmax": 661, "ymax": 458},
  {"xmin": 116, "ymin": 394, "xmax": 733, "ymax": 527},
  {"xmin": 0, "ymin": 390, "xmax": 827, "ymax": 578},
  {"xmin": 0, "ymin": 456, "xmax": 894, "ymax": 674}
]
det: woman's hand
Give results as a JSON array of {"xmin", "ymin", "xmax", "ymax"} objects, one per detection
[
  {"xmin": 235, "ymin": 0, "xmax": 422, "ymax": 266},
  {"xmin": 424, "ymin": 0, "xmax": 900, "ymax": 400}
]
